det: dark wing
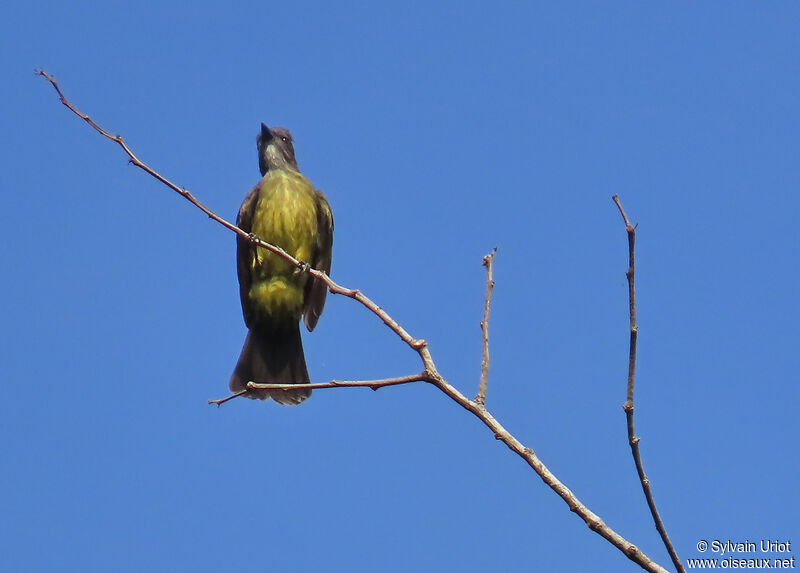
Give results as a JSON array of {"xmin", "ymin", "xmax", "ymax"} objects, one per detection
[
  {"xmin": 236, "ymin": 183, "xmax": 261, "ymax": 329},
  {"xmin": 303, "ymin": 189, "xmax": 334, "ymax": 331}
]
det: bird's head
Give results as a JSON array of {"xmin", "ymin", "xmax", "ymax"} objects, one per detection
[{"xmin": 257, "ymin": 123, "xmax": 298, "ymax": 175}]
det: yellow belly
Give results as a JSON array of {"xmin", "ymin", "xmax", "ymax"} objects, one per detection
[{"xmin": 249, "ymin": 170, "xmax": 318, "ymax": 320}]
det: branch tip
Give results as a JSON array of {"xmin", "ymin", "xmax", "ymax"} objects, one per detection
[
  {"xmin": 208, "ymin": 390, "xmax": 248, "ymax": 406},
  {"xmin": 616, "ymin": 195, "xmax": 684, "ymax": 572},
  {"xmin": 476, "ymin": 247, "xmax": 497, "ymax": 405}
]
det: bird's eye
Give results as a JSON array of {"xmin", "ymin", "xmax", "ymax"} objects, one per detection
[{"xmin": 281, "ymin": 136, "xmax": 288, "ymax": 143}]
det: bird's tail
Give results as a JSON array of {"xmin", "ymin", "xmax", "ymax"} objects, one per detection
[{"xmin": 229, "ymin": 323, "xmax": 311, "ymax": 405}]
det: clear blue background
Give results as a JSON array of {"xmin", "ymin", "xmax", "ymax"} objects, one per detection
[{"xmin": 2, "ymin": 2, "xmax": 798, "ymax": 571}]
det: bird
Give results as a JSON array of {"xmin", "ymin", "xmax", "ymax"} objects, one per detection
[{"xmin": 229, "ymin": 123, "xmax": 333, "ymax": 405}]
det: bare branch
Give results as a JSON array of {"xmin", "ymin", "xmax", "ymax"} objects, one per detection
[
  {"xmin": 208, "ymin": 390, "xmax": 249, "ymax": 406},
  {"xmin": 208, "ymin": 374, "xmax": 432, "ymax": 405},
  {"xmin": 475, "ymin": 247, "xmax": 497, "ymax": 406},
  {"xmin": 418, "ymin": 370, "xmax": 668, "ymax": 573},
  {"xmin": 38, "ymin": 69, "xmax": 427, "ymax": 354},
  {"xmin": 613, "ymin": 195, "xmax": 684, "ymax": 573},
  {"xmin": 40, "ymin": 70, "xmax": 670, "ymax": 573},
  {"xmin": 250, "ymin": 372, "xmax": 433, "ymax": 391}
]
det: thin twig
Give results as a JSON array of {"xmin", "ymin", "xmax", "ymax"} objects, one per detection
[
  {"xmin": 40, "ymin": 70, "xmax": 670, "ymax": 572},
  {"xmin": 475, "ymin": 247, "xmax": 497, "ymax": 406},
  {"xmin": 209, "ymin": 373, "xmax": 433, "ymax": 404},
  {"xmin": 613, "ymin": 195, "xmax": 684, "ymax": 573},
  {"xmin": 251, "ymin": 373, "xmax": 432, "ymax": 391},
  {"xmin": 208, "ymin": 390, "xmax": 249, "ymax": 406}
]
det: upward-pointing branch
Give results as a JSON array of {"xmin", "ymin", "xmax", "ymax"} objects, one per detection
[
  {"xmin": 613, "ymin": 195, "xmax": 684, "ymax": 573},
  {"xmin": 475, "ymin": 247, "xmax": 497, "ymax": 406}
]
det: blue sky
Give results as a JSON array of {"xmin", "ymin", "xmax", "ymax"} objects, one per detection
[{"xmin": 2, "ymin": 2, "xmax": 798, "ymax": 571}]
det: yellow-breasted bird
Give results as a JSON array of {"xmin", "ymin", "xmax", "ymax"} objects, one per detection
[{"xmin": 229, "ymin": 123, "xmax": 333, "ymax": 405}]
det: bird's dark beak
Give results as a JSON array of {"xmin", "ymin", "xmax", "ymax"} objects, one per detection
[{"xmin": 260, "ymin": 123, "xmax": 272, "ymax": 142}]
